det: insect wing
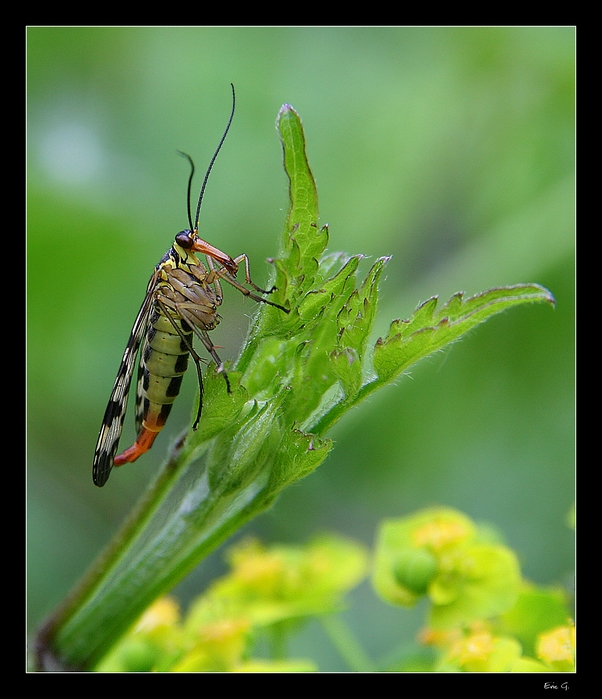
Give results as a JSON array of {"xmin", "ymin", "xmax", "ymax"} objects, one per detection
[
  {"xmin": 134, "ymin": 335, "xmax": 150, "ymax": 435},
  {"xmin": 92, "ymin": 273, "xmax": 158, "ymax": 486}
]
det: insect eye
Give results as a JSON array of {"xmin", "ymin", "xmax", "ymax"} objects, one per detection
[{"xmin": 175, "ymin": 230, "xmax": 195, "ymax": 249}]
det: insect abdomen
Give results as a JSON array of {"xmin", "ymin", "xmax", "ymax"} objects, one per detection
[
  {"xmin": 113, "ymin": 310, "xmax": 192, "ymax": 467},
  {"xmin": 138, "ymin": 312, "xmax": 192, "ymax": 430}
]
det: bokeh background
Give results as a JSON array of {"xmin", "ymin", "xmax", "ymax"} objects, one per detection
[{"xmin": 27, "ymin": 27, "xmax": 574, "ymax": 670}]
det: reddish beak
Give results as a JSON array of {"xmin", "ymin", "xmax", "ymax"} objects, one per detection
[{"xmin": 191, "ymin": 237, "xmax": 238, "ymax": 275}]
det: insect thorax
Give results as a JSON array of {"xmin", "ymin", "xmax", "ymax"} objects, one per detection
[{"xmin": 155, "ymin": 244, "xmax": 222, "ymax": 332}]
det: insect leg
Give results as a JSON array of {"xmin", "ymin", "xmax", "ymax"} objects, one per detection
[
  {"xmin": 176, "ymin": 304, "xmax": 232, "ymax": 395},
  {"xmin": 209, "ymin": 256, "xmax": 289, "ymax": 312},
  {"xmin": 204, "ymin": 255, "xmax": 225, "ymax": 302},
  {"xmin": 233, "ymin": 253, "xmax": 277, "ymax": 295}
]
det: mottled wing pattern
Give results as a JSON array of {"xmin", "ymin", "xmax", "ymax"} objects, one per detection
[
  {"xmin": 135, "ymin": 334, "xmax": 150, "ymax": 435},
  {"xmin": 92, "ymin": 273, "xmax": 158, "ymax": 487}
]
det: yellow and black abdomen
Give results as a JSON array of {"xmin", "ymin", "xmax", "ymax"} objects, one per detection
[{"xmin": 135, "ymin": 310, "xmax": 192, "ymax": 434}]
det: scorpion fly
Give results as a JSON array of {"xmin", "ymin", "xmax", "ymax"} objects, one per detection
[{"xmin": 93, "ymin": 85, "xmax": 289, "ymax": 487}]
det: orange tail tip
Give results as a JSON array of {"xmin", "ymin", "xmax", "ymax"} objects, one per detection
[{"xmin": 114, "ymin": 428, "xmax": 160, "ymax": 466}]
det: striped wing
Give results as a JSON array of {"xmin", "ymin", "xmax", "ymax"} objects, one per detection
[
  {"xmin": 134, "ymin": 335, "xmax": 150, "ymax": 435},
  {"xmin": 92, "ymin": 272, "xmax": 158, "ymax": 487}
]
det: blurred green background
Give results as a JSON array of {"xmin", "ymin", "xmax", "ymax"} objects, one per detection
[{"xmin": 27, "ymin": 27, "xmax": 574, "ymax": 669}]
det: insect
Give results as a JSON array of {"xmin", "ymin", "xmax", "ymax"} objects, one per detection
[{"xmin": 93, "ymin": 85, "xmax": 289, "ymax": 487}]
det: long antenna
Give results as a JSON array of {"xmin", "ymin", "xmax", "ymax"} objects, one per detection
[
  {"xmin": 177, "ymin": 150, "xmax": 195, "ymax": 232},
  {"xmin": 193, "ymin": 83, "xmax": 236, "ymax": 232}
]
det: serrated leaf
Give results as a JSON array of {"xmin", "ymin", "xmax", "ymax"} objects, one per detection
[
  {"xmin": 373, "ymin": 284, "xmax": 554, "ymax": 384},
  {"xmin": 277, "ymin": 105, "xmax": 321, "ymax": 259},
  {"xmin": 297, "ymin": 255, "xmax": 362, "ymax": 323},
  {"xmin": 336, "ymin": 257, "xmax": 390, "ymax": 357},
  {"xmin": 315, "ymin": 251, "xmax": 352, "ymax": 284}
]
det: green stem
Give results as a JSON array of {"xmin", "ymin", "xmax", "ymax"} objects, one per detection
[
  {"xmin": 35, "ymin": 438, "xmax": 276, "ymax": 671},
  {"xmin": 320, "ymin": 614, "xmax": 375, "ymax": 672}
]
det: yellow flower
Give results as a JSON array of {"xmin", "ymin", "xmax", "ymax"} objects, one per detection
[
  {"xmin": 449, "ymin": 629, "xmax": 495, "ymax": 665},
  {"xmin": 537, "ymin": 623, "xmax": 575, "ymax": 670},
  {"xmin": 413, "ymin": 517, "xmax": 471, "ymax": 551},
  {"xmin": 133, "ymin": 597, "xmax": 180, "ymax": 634}
]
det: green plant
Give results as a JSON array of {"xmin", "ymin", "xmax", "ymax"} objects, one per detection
[
  {"xmin": 372, "ymin": 507, "xmax": 574, "ymax": 672},
  {"xmin": 91, "ymin": 509, "xmax": 575, "ymax": 672},
  {"xmin": 33, "ymin": 104, "xmax": 554, "ymax": 672}
]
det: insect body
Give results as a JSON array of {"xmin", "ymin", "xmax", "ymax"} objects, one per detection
[{"xmin": 93, "ymin": 86, "xmax": 288, "ymax": 487}]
